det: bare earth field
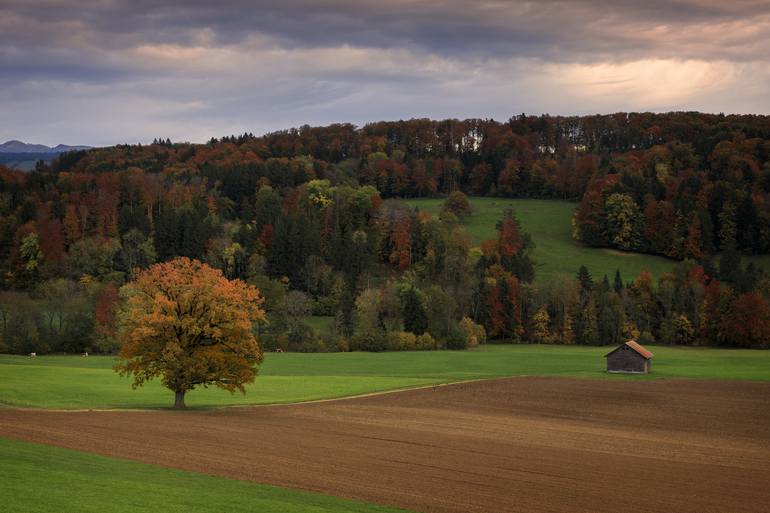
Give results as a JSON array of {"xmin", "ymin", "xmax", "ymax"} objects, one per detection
[{"xmin": 2, "ymin": 377, "xmax": 770, "ymax": 513}]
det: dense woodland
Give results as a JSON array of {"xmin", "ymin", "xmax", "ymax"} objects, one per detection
[{"xmin": 1, "ymin": 112, "xmax": 770, "ymax": 354}]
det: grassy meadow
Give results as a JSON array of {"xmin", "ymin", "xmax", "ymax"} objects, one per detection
[
  {"xmin": 2, "ymin": 345, "xmax": 769, "ymax": 409},
  {"xmin": 405, "ymin": 197, "xmax": 678, "ymax": 280},
  {"xmin": 405, "ymin": 197, "xmax": 770, "ymax": 280},
  {"xmin": 303, "ymin": 315, "xmax": 335, "ymax": 333},
  {"xmin": 0, "ymin": 438, "xmax": 411, "ymax": 513}
]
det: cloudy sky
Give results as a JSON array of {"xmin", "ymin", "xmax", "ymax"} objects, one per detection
[{"xmin": 2, "ymin": 0, "xmax": 769, "ymax": 146}]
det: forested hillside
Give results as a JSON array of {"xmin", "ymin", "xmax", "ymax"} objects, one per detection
[
  {"xmin": 46, "ymin": 113, "xmax": 770, "ymax": 254},
  {"xmin": 1, "ymin": 112, "xmax": 769, "ymax": 354}
]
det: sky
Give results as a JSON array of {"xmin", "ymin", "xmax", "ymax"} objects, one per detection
[{"xmin": 1, "ymin": 0, "xmax": 769, "ymax": 146}]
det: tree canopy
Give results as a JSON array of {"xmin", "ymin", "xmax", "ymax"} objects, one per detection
[
  {"xmin": 1, "ymin": 112, "xmax": 770, "ymax": 353},
  {"xmin": 114, "ymin": 257, "xmax": 265, "ymax": 408}
]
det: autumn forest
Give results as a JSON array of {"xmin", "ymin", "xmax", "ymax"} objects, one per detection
[{"xmin": 2, "ymin": 112, "xmax": 770, "ymax": 354}]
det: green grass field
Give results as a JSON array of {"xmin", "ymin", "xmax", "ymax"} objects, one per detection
[
  {"xmin": 304, "ymin": 315, "xmax": 334, "ymax": 333},
  {"xmin": 0, "ymin": 438, "xmax": 410, "ymax": 513},
  {"xmin": 2, "ymin": 345, "xmax": 769, "ymax": 409},
  {"xmin": 404, "ymin": 197, "xmax": 770, "ymax": 280},
  {"xmin": 405, "ymin": 197, "xmax": 678, "ymax": 280}
]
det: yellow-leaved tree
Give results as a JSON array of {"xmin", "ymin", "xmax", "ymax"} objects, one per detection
[{"xmin": 115, "ymin": 257, "xmax": 265, "ymax": 408}]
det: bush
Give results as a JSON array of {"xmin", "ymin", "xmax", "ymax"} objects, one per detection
[
  {"xmin": 91, "ymin": 332, "xmax": 119, "ymax": 354},
  {"xmin": 349, "ymin": 331, "xmax": 390, "ymax": 352},
  {"xmin": 414, "ymin": 332, "xmax": 438, "ymax": 350},
  {"xmin": 458, "ymin": 317, "xmax": 486, "ymax": 348},
  {"xmin": 313, "ymin": 295, "xmax": 338, "ymax": 316},
  {"xmin": 445, "ymin": 323, "xmax": 468, "ymax": 350},
  {"xmin": 292, "ymin": 337, "xmax": 329, "ymax": 353},
  {"xmin": 387, "ymin": 331, "xmax": 417, "ymax": 351},
  {"xmin": 441, "ymin": 191, "xmax": 472, "ymax": 219},
  {"xmin": 260, "ymin": 332, "xmax": 289, "ymax": 352},
  {"xmin": 622, "ymin": 322, "xmax": 640, "ymax": 341},
  {"xmin": 286, "ymin": 322, "xmax": 314, "ymax": 346},
  {"xmin": 332, "ymin": 336, "xmax": 350, "ymax": 352},
  {"xmin": 674, "ymin": 315, "xmax": 695, "ymax": 345},
  {"xmin": 639, "ymin": 330, "xmax": 656, "ymax": 346}
]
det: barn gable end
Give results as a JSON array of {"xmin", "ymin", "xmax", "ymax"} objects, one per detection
[{"xmin": 605, "ymin": 340, "xmax": 653, "ymax": 374}]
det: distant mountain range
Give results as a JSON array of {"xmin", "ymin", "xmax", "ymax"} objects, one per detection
[
  {"xmin": 0, "ymin": 140, "xmax": 92, "ymax": 154},
  {"xmin": 0, "ymin": 140, "xmax": 93, "ymax": 170}
]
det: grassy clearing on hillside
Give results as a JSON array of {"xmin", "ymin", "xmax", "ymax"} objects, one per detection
[
  {"xmin": 304, "ymin": 315, "xmax": 334, "ymax": 332},
  {"xmin": 1, "ymin": 345, "xmax": 769, "ymax": 409},
  {"xmin": 0, "ymin": 438, "xmax": 410, "ymax": 513},
  {"xmin": 405, "ymin": 197, "xmax": 678, "ymax": 280}
]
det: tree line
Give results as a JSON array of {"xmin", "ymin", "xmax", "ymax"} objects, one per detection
[
  {"xmin": 48, "ymin": 112, "xmax": 770, "ymax": 258},
  {"xmin": 1, "ymin": 112, "xmax": 770, "ymax": 353}
]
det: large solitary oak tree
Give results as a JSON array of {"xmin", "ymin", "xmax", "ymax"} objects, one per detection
[{"xmin": 115, "ymin": 257, "xmax": 265, "ymax": 408}]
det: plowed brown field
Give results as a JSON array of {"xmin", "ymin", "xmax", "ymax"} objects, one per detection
[{"xmin": 2, "ymin": 377, "xmax": 770, "ymax": 513}]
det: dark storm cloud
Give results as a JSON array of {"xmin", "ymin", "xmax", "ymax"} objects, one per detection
[
  {"xmin": 3, "ymin": 0, "xmax": 769, "ymax": 60},
  {"xmin": 0, "ymin": 1, "xmax": 768, "ymax": 145}
]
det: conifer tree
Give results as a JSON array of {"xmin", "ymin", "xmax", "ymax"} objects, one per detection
[
  {"xmin": 402, "ymin": 286, "xmax": 428, "ymax": 335},
  {"xmin": 577, "ymin": 265, "xmax": 593, "ymax": 295},
  {"xmin": 613, "ymin": 269, "xmax": 624, "ymax": 294}
]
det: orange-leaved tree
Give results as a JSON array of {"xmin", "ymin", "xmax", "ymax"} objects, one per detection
[{"xmin": 115, "ymin": 257, "xmax": 265, "ymax": 408}]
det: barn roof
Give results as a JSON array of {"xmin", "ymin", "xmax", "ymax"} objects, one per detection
[{"xmin": 604, "ymin": 340, "xmax": 654, "ymax": 360}]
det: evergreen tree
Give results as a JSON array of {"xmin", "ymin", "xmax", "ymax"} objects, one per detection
[
  {"xmin": 402, "ymin": 286, "xmax": 428, "ymax": 335},
  {"xmin": 577, "ymin": 265, "xmax": 593, "ymax": 295},
  {"xmin": 719, "ymin": 242, "xmax": 742, "ymax": 284},
  {"xmin": 613, "ymin": 269, "xmax": 624, "ymax": 294},
  {"xmin": 153, "ymin": 207, "xmax": 179, "ymax": 260},
  {"xmin": 597, "ymin": 291, "xmax": 624, "ymax": 346},
  {"xmin": 337, "ymin": 277, "xmax": 358, "ymax": 337},
  {"xmin": 118, "ymin": 204, "xmax": 151, "ymax": 235}
]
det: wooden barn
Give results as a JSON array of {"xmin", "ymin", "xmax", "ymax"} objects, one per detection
[{"xmin": 604, "ymin": 340, "xmax": 653, "ymax": 374}]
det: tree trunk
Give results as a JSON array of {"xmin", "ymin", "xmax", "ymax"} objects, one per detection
[{"xmin": 174, "ymin": 390, "xmax": 186, "ymax": 409}]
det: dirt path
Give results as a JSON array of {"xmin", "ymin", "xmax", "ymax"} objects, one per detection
[{"xmin": 2, "ymin": 377, "xmax": 770, "ymax": 513}]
